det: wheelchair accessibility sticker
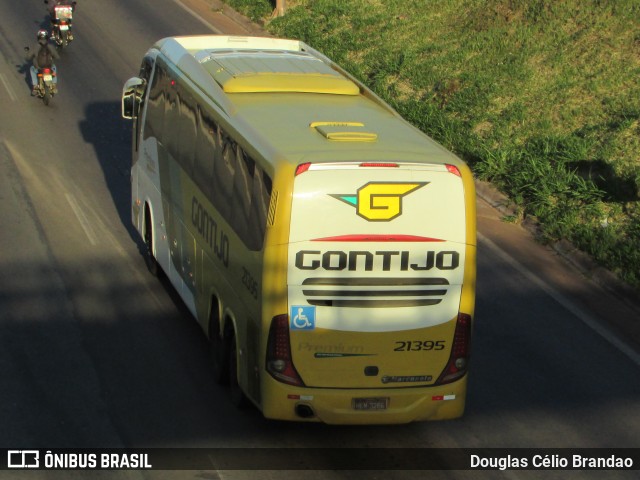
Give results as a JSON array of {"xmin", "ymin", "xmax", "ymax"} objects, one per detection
[{"xmin": 291, "ymin": 306, "xmax": 316, "ymax": 330}]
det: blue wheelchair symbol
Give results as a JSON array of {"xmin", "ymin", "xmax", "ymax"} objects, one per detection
[{"xmin": 291, "ymin": 306, "xmax": 316, "ymax": 330}]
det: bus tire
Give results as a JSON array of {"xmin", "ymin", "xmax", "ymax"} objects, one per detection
[
  {"xmin": 228, "ymin": 329, "xmax": 249, "ymax": 408},
  {"xmin": 209, "ymin": 307, "xmax": 229, "ymax": 385},
  {"xmin": 144, "ymin": 205, "xmax": 159, "ymax": 276}
]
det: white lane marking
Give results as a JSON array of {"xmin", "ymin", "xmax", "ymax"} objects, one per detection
[
  {"xmin": 173, "ymin": 0, "xmax": 223, "ymax": 33},
  {"xmin": 0, "ymin": 73, "xmax": 18, "ymax": 102},
  {"xmin": 65, "ymin": 193, "xmax": 98, "ymax": 246},
  {"xmin": 478, "ymin": 232, "xmax": 640, "ymax": 368}
]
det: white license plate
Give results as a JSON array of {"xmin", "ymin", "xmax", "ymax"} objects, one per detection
[
  {"xmin": 43, "ymin": 74, "xmax": 53, "ymax": 81},
  {"xmin": 352, "ymin": 397, "xmax": 389, "ymax": 410},
  {"xmin": 60, "ymin": 25, "xmax": 69, "ymax": 31}
]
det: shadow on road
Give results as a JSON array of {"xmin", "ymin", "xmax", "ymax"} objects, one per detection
[{"xmin": 78, "ymin": 101, "xmax": 142, "ymax": 247}]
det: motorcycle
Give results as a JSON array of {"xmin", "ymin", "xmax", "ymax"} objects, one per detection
[
  {"xmin": 34, "ymin": 66, "xmax": 57, "ymax": 106},
  {"xmin": 24, "ymin": 45, "xmax": 59, "ymax": 106},
  {"xmin": 46, "ymin": 1, "xmax": 76, "ymax": 48}
]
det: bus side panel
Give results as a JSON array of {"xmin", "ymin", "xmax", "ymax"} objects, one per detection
[
  {"xmin": 187, "ymin": 175, "xmax": 265, "ymax": 403},
  {"xmin": 460, "ymin": 163, "xmax": 477, "ymax": 318},
  {"xmin": 134, "ymin": 136, "xmax": 170, "ymax": 272}
]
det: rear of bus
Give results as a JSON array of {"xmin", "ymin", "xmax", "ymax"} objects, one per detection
[{"xmin": 263, "ymin": 160, "xmax": 476, "ymax": 424}]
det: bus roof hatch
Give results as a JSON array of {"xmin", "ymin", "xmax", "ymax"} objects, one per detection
[{"xmin": 310, "ymin": 121, "xmax": 378, "ymax": 142}]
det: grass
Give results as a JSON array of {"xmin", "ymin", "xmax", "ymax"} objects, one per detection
[{"xmin": 223, "ymin": 0, "xmax": 640, "ymax": 289}]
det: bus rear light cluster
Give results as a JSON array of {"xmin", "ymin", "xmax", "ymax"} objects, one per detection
[
  {"xmin": 435, "ymin": 313, "xmax": 471, "ymax": 385},
  {"xmin": 359, "ymin": 162, "xmax": 398, "ymax": 168},
  {"xmin": 266, "ymin": 314, "xmax": 305, "ymax": 386},
  {"xmin": 295, "ymin": 163, "xmax": 311, "ymax": 176},
  {"xmin": 446, "ymin": 164, "xmax": 461, "ymax": 176}
]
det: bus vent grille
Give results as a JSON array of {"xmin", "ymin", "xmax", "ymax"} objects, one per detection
[
  {"xmin": 267, "ymin": 190, "xmax": 278, "ymax": 226},
  {"xmin": 301, "ymin": 277, "xmax": 448, "ymax": 308}
]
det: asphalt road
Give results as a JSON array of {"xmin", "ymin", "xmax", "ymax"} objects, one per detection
[{"xmin": 0, "ymin": 1, "xmax": 639, "ymax": 479}]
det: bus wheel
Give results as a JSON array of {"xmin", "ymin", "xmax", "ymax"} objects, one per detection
[
  {"xmin": 210, "ymin": 311, "xmax": 229, "ymax": 385},
  {"xmin": 228, "ymin": 330, "xmax": 249, "ymax": 408},
  {"xmin": 144, "ymin": 206, "xmax": 159, "ymax": 276}
]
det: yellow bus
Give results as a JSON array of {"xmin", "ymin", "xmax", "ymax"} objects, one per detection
[{"xmin": 122, "ymin": 35, "xmax": 476, "ymax": 424}]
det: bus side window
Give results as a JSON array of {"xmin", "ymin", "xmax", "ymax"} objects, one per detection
[
  {"xmin": 139, "ymin": 56, "xmax": 153, "ymax": 82},
  {"xmin": 232, "ymin": 145, "xmax": 254, "ymax": 247},
  {"xmin": 192, "ymin": 108, "xmax": 271, "ymax": 251},
  {"xmin": 235, "ymin": 145, "xmax": 253, "ymax": 217},
  {"xmin": 176, "ymin": 85, "xmax": 197, "ymax": 177},
  {"xmin": 194, "ymin": 107, "xmax": 216, "ymax": 200},
  {"xmin": 214, "ymin": 132, "xmax": 235, "ymax": 221},
  {"xmin": 133, "ymin": 56, "xmax": 154, "ymax": 152},
  {"xmin": 144, "ymin": 63, "xmax": 165, "ymax": 141},
  {"xmin": 252, "ymin": 167, "xmax": 272, "ymax": 248},
  {"xmin": 163, "ymin": 76, "xmax": 179, "ymax": 166}
]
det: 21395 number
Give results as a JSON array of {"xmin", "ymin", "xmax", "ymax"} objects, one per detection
[{"xmin": 393, "ymin": 340, "xmax": 446, "ymax": 352}]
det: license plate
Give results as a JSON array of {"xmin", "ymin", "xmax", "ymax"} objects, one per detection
[
  {"xmin": 60, "ymin": 25, "xmax": 69, "ymax": 31},
  {"xmin": 352, "ymin": 397, "xmax": 389, "ymax": 410},
  {"xmin": 43, "ymin": 75, "xmax": 53, "ymax": 81}
]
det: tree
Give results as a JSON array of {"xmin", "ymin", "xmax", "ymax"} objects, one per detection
[{"xmin": 272, "ymin": 0, "xmax": 286, "ymax": 17}]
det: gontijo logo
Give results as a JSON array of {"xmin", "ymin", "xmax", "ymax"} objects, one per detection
[{"xmin": 331, "ymin": 182, "xmax": 428, "ymax": 221}]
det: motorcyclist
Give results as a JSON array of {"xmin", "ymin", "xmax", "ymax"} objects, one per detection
[
  {"xmin": 45, "ymin": 0, "xmax": 77, "ymax": 41},
  {"xmin": 25, "ymin": 30, "xmax": 60, "ymax": 96}
]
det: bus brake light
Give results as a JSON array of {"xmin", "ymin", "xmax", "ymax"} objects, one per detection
[
  {"xmin": 295, "ymin": 163, "xmax": 311, "ymax": 176},
  {"xmin": 359, "ymin": 162, "xmax": 398, "ymax": 168},
  {"xmin": 446, "ymin": 164, "xmax": 461, "ymax": 176},
  {"xmin": 435, "ymin": 313, "xmax": 471, "ymax": 385},
  {"xmin": 266, "ymin": 314, "xmax": 305, "ymax": 386}
]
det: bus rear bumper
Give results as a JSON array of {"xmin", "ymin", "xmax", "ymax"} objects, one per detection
[{"xmin": 261, "ymin": 377, "xmax": 467, "ymax": 424}]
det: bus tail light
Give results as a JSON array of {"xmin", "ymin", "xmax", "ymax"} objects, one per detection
[
  {"xmin": 266, "ymin": 314, "xmax": 305, "ymax": 386},
  {"xmin": 295, "ymin": 163, "xmax": 311, "ymax": 176},
  {"xmin": 446, "ymin": 164, "xmax": 461, "ymax": 176},
  {"xmin": 436, "ymin": 313, "xmax": 471, "ymax": 385}
]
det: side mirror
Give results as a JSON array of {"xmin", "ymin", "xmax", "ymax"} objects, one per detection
[
  {"xmin": 122, "ymin": 77, "xmax": 146, "ymax": 119},
  {"xmin": 44, "ymin": 1, "xmax": 49, "ymax": 4}
]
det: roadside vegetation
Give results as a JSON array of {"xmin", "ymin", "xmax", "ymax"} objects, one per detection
[{"xmin": 223, "ymin": 0, "xmax": 640, "ymax": 289}]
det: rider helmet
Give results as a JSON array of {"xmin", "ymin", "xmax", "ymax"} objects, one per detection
[{"xmin": 37, "ymin": 29, "xmax": 48, "ymax": 44}]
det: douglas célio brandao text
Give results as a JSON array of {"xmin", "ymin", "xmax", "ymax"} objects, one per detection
[{"xmin": 470, "ymin": 453, "xmax": 634, "ymax": 470}]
